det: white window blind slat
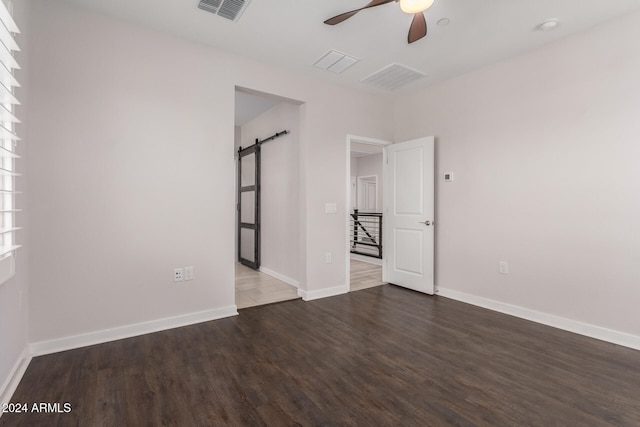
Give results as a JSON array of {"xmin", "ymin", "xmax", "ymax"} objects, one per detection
[
  {"xmin": 0, "ymin": 245, "xmax": 20, "ymax": 257},
  {"xmin": 0, "ymin": 65, "xmax": 19, "ymax": 88},
  {"xmin": 0, "ymin": 226, "xmax": 20, "ymax": 234},
  {"xmin": 0, "ymin": 0, "xmax": 21, "ymax": 269},
  {"xmin": 0, "ymin": 82, "xmax": 18, "ymax": 104},
  {"xmin": 0, "ymin": 146, "xmax": 18, "ymax": 158},
  {"xmin": 0, "ymin": 123, "xmax": 18, "ymax": 140},
  {"xmin": 0, "ymin": 167, "xmax": 19, "ymax": 176},
  {"xmin": 0, "ymin": 4, "xmax": 19, "ymax": 34},
  {"xmin": 0, "ymin": 104, "xmax": 18, "ymax": 123},
  {"xmin": 0, "ymin": 43, "xmax": 19, "ymax": 71},
  {"xmin": 0, "ymin": 19, "xmax": 19, "ymax": 52}
]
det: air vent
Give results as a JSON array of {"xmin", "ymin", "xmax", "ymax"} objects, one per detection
[
  {"xmin": 361, "ymin": 63, "xmax": 426, "ymax": 91},
  {"xmin": 314, "ymin": 50, "xmax": 359, "ymax": 74},
  {"xmin": 198, "ymin": 0, "xmax": 251, "ymax": 22}
]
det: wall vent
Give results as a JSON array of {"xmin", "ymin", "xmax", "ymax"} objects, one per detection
[
  {"xmin": 198, "ymin": 0, "xmax": 251, "ymax": 22},
  {"xmin": 361, "ymin": 63, "xmax": 426, "ymax": 91}
]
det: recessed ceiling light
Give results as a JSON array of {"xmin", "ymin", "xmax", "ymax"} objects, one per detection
[
  {"xmin": 437, "ymin": 18, "xmax": 450, "ymax": 26},
  {"xmin": 537, "ymin": 19, "xmax": 559, "ymax": 32}
]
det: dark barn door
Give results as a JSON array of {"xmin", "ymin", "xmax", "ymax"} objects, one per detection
[{"xmin": 237, "ymin": 144, "xmax": 261, "ymax": 269}]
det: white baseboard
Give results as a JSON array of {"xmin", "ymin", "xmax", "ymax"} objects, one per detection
[
  {"xmin": 259, "ymin": 267, "xmax": 299, "ymax": 288},
  {"xmin": 437, "ymin": 287, "xmax": 640, "ymax": 351},
  {"xmin": 0, "ymin": 346, "xmax": 31, "ymax": 408},
  {"xmin": 298, "ymin": 284, "xmax": 349, "ymax": 301},
  {"xmin": 30, "ymin": 306, "xmax": 238, "ymax": 357}
]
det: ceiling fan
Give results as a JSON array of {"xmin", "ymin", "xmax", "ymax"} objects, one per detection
[{"xmin": 324, "ymin": 0, "xmax": 435, "ymax": 44}]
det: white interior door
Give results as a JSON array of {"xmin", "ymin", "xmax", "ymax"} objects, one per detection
[{"xmin": 383, "ymin": 137, "xmax": 434, "ymax": 294}]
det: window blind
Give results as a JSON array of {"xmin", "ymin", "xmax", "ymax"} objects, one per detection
[{"xmin": 0, "ymin": 1, "xmax": 20, "ymax": 261}]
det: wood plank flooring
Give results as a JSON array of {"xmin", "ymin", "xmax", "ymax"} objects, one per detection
[{"xmin": 3, "ymin": 285, "xmax": 640, "ymax": 426}]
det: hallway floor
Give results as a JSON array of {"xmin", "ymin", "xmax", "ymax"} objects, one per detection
[
  {"xmin": 235, "ymin": 263, "xmax": 299, "ymax": 309},
  {"xmin": 235, "ymin": 259, "xmax": 383, "ymax": 309},
  {"xmin": 350, "ymin": 259, "xmax": 385, "ymax": 292}
]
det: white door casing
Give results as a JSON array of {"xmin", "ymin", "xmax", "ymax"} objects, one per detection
[{"xmin": 383, "ymin": 137, "xmax": 435, "ymax": 294}]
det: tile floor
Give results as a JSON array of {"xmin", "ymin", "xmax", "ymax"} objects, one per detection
[
  {"xmin": 350, "ymin": 259, "xmax": 385, "ymax": 291},
  {"xmin": 235, "ymin": 258, "xmax": 384, "ymax": 309},
  {"xmin": 235, "ymin": 263, "xmax": 300, "ymax": 309}
]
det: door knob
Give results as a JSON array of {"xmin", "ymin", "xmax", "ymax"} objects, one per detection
[{"xmin": 419, "ymin": 220, "xmax": 433, "ymax": 226}]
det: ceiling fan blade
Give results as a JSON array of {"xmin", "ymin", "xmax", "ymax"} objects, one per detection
[
  {"xmin": 324, "ymin": 0, "xmax": 396, "ymax": 25},
  {"xmin": 408, "ymin": 11, "xmax": 427, "ymax": 43}
]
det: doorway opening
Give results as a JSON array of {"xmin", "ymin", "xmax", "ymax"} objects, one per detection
[
  {"xmin": 346, "ymin": 135, "xmax": 390, "ymax": 292},
  {"xmin": 234, "ymin": 87, "xmax": 303, "ymax": 308}
]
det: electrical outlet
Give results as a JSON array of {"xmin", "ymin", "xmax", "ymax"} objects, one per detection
[
  {"xmin": 184, "ymin": 266, "xmax": 194, "ymax": 281},
  {"xmin": 174, "ymin": 268, "xmax": 184, "ymax": 282},
  {"xmin": 499, "ymin": 261, "xmax": 509, "ymax": 275},
  {"xmin": 325, "ymin": 252, "xmax": 332, "ymax": 264}
]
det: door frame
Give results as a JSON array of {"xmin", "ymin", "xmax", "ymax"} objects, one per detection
[{"xmin": 345, "ymin": 135, "xmax": 391, "ymax": 290}]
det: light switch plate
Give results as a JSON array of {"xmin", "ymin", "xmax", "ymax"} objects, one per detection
[
  {"xmin": 325, "ymin": 203, "xmax": 337, "ymax": 214},
  {"xmin": 184, "ymin": 266, "xmax": 194, "ymax": 281},
  {"xmin": 499, "ymin": 261, "xmax": 509, "ymax": 274}
]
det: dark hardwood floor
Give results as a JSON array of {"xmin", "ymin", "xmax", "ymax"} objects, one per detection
[{"xmin": 3, "ymin": 284, "xmax": 640, "ymax": 426}]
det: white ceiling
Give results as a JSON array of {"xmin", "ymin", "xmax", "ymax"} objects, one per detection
[{"xmin": 58, "ymin": 0, "xmax": 640, "ymax": 96}]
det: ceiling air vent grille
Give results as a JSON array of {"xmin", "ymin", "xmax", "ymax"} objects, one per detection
[
  {"xmin": 361, "ymin": 63, "xmax": 426, "ymax": 91},
  {"xmin": 198, "ymin": 0, "xmax": 251, "ymax": 22}
]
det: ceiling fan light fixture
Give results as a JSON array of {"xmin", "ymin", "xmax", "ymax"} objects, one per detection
[{"xmin": 400, "ymin": 0, "xmax": 435, "ymax": 14}]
